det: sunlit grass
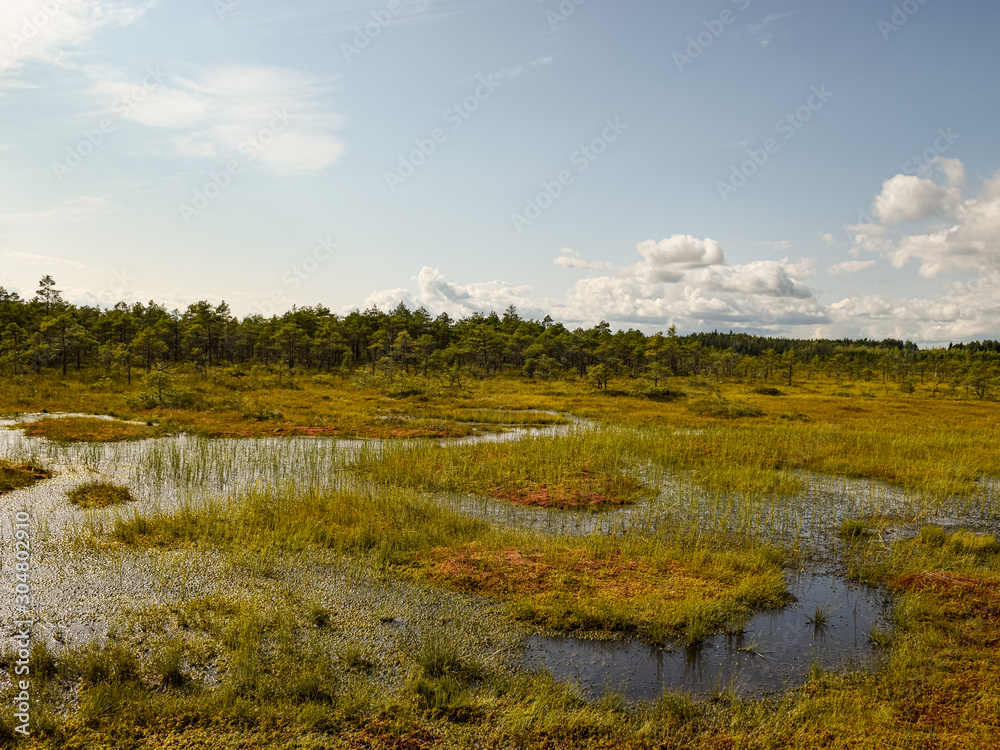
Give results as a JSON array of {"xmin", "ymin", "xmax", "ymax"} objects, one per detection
[{"xmin": 0, "ymin": 460, "xmax": 51, "ymax": 494}]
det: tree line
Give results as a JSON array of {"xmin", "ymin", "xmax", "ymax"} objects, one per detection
[{"xmin": 1, "ymin": 276, "xmax": 998, "ymax": 397}]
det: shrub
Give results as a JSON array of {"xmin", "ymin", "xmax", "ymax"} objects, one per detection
[{"xmin": 68, "ymin": 481, "xmax": 133, "ymax": 509}]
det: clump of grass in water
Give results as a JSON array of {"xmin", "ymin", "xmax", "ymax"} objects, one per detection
[
  {"xmin": 806, "ymin": 604, "xmax": 832, "ymax": 628},
  {"xmin": 20, "ymin": 416, "xmax": 160, "ymax": 442},
  {"xmin": 68, "ymin": 481, "xmax": 133, "ymax": 508},
  {"xmin": 0, "ymin": 461, "xmax": 51, "ymax": 494},
  {"xmin": 838, "ymin": 518, "xmax": 871, "ymax": 540}
]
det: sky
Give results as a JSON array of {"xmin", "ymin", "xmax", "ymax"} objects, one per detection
[{"xmin": 1, "ymin": 0, "xmax": 999, "ymax": 344}]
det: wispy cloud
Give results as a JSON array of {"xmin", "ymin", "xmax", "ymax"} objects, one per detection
[
  {"xmin": 0, "ymin": 195, "xmax": 119, "ymax": 223},
  {"xmin": 5, "ymin": 251, "xmax": 87, "ymax": 269},
  {"xmin": 742, "ymin": 11, "xmax": 797, "ymax": 48},
  {"xmin": 94, "ymin": 64, "xmax": 346, "ymax": 172},
  {"xmin": 828, "ymin": 260, "xmax": 876, "ymax": 275},
  {"xmin": 0, "ymin": 0, "xmax": 156, "ymax": 78},
  {"xmin": 756, "ymin": 240, "xmax": 792, "ymax": 252}
]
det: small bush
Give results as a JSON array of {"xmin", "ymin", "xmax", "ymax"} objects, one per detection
[
  {"xmin": 68, "ymin": 481, "xmax": 133, "ymax": 509},
  {"xmin": 753, "ymin": 387, "xmax": 784, "ymax": 396},
  {"xmin": 644, "ymin": 388, "xmax": 686, "ymax": 402},
  {"xmin": 690, "ymin": 398, "xmax": 765, "ymax": 419},
  {"xmin": 838, "ymin": 519, "xmax": 871, "ymax": 540}
]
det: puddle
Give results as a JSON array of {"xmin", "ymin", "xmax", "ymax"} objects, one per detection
[{"xmin": 521, "ymin": 572, "xmax": 891, "ymax": 700}]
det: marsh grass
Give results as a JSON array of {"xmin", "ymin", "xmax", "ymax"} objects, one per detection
[
  {"xmin": 8, "ymin": 370, "xmax": 1000, "ymax": 748},
  {"xmin": 18, "ymin": 416, "xmax": 161, "ymax": 442},
  {"xmin": 0, "ymin": 461, "xmax": 51, "ymax": 494},
  {"xmin": 353, "ymin": 429, "xmax": 657, "ymax": 509},
  {"xmin": 104, "ymin": 481, "xmax": 789, "ymax": 643}
]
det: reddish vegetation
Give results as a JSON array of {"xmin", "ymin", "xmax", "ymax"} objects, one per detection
[
  {"xmin": 489, "ymin": 484, "xmax": 626, "ymax": 509},
  {"xmin": 20, "ymin": 416, "xmax": 157, "ymax": 442},
  {"xmin": 421, "ymin": 542, "xmax": 712, "ymax": 602},
  {"xmin": 162, "ymin": 417, "xmax": 470, "ymax": 440},
  {"xmin": 486, "ymin": 468, "xmax": 648, "ymax": 510},
  {"xmin": 0, "ymin": 463, "xmax": 52, "ymax": 495},
  {"xmin": 894, "ymin": 570, "xmax": 1000, "ymax": 621}
]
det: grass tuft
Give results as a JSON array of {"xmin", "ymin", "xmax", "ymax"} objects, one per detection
[{"xmin": 68, "ymin": 481, "xmax": 134, "ymax": 508}]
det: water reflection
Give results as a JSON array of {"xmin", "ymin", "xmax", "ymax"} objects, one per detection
[{"xmin": 521, "ymin": 572, "xmax": 890, "ymax": 700}]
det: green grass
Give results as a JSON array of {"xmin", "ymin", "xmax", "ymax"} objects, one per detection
[{"xmin": 101, "ymin": 481, "xmax": 788, "ymax": 644}]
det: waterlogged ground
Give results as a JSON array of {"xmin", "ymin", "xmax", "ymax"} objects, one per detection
[
  {"xmin": 0, "ymin": 412, "xmax": 995, "ymax": 707},
  {"xmin": 523, "ymin": 573, "xmax": 890, "ymax": 700}
]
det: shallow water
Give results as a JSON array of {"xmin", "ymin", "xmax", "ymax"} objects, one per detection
[
  {"xmin": 521, "ymin": 572, "xmax": 891, "ymax": 700},
  {"xmin": 3, "ymin": 412, "xmax": 991, "ymax": 703}
]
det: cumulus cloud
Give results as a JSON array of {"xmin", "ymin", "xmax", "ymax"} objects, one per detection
[
  {"xmin": 830, "ymin": 272, "xmax": 1000, "ymax": 342},
  {"xmin": 553, "ymin": 248, "xmax": 612, "ymax": 271},
  {"xmin": 363, "ymin": 236, "xmax": 827, "ymax": 333},
  {"xmin": 635, "ymin": 235, "xmax": 725, "ymax": 268},
  {"xmin": 361, "ymin": 267, "xmax": 540, "ymax": 318},
  {"xmin": 849, "ymin": 158, "xmax": 1000, "ymax": 278},
  {"xmin": 94, "ymin": 64, "xmax": 346, "ymax": 172},
  {"xmin": 872, "ymin": 173, "xmax": 961, "ymax": 225}
]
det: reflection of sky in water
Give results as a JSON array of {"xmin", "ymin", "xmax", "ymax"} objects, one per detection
[
  {"xmin": 2, "ymin": 414, "xmax": 995, "ymax": 701},
  {"xmin": 522, "ymin": 573, "xmax": 892, "ymax": 700}
]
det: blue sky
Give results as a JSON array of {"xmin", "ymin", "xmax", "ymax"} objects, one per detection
[{"xmin": 1, "ymin": 0, "xmax": 998, "ymax": 343}]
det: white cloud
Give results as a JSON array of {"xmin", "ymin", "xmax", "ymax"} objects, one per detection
[
  {"xmin": 635, "ymin": 234, "xmax": 725, "ymax": 269},
  {"xmin": 0, "ymin": 0, "xmax": 154, "ymax": 76},
  {"xmin": 5, "ymin": 251, "xmax": 86, "ymax": 269},
  {"xmin": 828, "ymin": 260, "xmax": 876, "ymax": 275},
  {"xmin": 553, "ymin": 247, "xmax": 612, "ymax": 271},
  {"xmin": 95, "ymin": 64, "xmax": 346, "ymax": 172},
  {"xmin": 756, "ymin": 240, "xmax": 791, "ymax": 252},
  {"xmin": 363, "ymin": 236, "xmax": 827, "ymax": 333},
  {"xmin": 849, "ymin": 159, "xmax": 1000, "ymax": 277},
  {"xmin": 0, "ymin": 194, "xmax": 119, "ymax": 223},
  {"xmin": 830, "ymin": 272, "xmax": 1000, "ymax": 342},
  {"xmin": 822, "ymin": 233, "xmax": 836, "ymax": 246},
  {"xmin": 872, "ymin": 173, "xmax": 961, "ymax": 225}
]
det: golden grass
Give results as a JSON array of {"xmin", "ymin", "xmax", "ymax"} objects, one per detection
[
  {"xmin": 19, "ymin": 416, "xmax": 160, "ymax": 442},
  {"xmin": 0, "ymin": 461, "xmax": 51, "ymax": 494}
]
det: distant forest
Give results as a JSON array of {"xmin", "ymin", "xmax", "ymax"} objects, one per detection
[{"xmin": 2, "ymin": 276, "xmax": 999, "ymax": 397}]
